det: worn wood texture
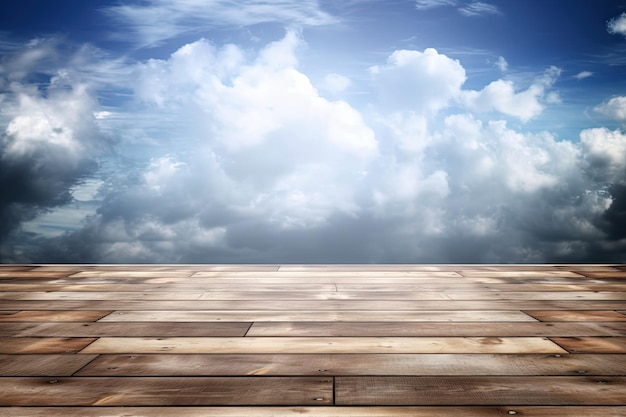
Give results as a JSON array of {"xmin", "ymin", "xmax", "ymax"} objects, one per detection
[
  {"xmin": 335, "ymin": 376, "xmax": 626, "ymax": 405},
  {"xmin": 80, "ymin": 336, "xmax": 566, "ymax": 354},
  {"xmin": 0, "ymin": 377, "xmax": 332, "ymax": 406},
  {"xmin": 0, "ymin": 263, "xmax": 624, "ymax": 415},
  {"xmin": 1, "ymin": 407, "xmax": 625, "ymax": 417},
  {"xmin": 76, "ymin": 353, "xmax": 626, "ymax": 376}
]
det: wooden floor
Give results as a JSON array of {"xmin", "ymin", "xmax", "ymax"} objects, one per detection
[{"xmin": 1, "ymin": 264, "xmax": 625, "ymax": 416}]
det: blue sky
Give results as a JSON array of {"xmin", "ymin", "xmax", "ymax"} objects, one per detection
[{"xmin": 1, "ymin": 0, "xmax": 626, "ymax": 263}]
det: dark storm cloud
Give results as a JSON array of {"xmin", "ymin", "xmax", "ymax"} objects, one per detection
[{"xmin": 0, "ymin": 39, "xmax": 107, "ymax": 260}]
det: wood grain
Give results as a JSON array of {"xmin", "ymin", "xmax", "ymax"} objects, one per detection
[
  {"xmin": 97, "ymin": 310, "xmax": 538, "ymax": 322},
  {"xmin": 80, "ymin": 337, "xmax": 566, "ymax": 354},
  {"xmin": 0, "ymin": 377, "xmax": 332, "ymax": 406},
  {"xmin": 246, "ymin": 321, "xmax": 626, "ymax": 337},
  {"xmin": 335, "ymin": 376, "xmax": 626, "ymax": 405},
  {"xmin": 0, "ymin": 310, "xmax": 111, "ymax": 322},
  {"xmin": 0, "ymin": 338, "xmax": 96, "ymax": 354},
  {"xmin": 76, "ymin": 353, "xmax": 626, "ymax": 376},
  {"xmin": 1, "ymin": 407, "xmax": 625, "ymax": 417},
  {"xmin": 0, "ymin": 354, "xmax": 98, "ymax": 376},
  {"xmin": 551, "ymin": 337, "xmax": 626, "ymax": 353}
]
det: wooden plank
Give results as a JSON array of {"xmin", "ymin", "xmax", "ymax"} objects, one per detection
[
  {"xmin": 192, "ymin": 271, "xmax": 463, "ymax": 278},
  {"xmin": 246, "ymin": 321, "xmax": 626, "ymax": 337},
  {"xmin": 4, "ymin": 299, "xmax": 625, "ymax": 310},
  {"xmin": 0, "ymin": 271, "xmax": 73, "ymax": 278},
  {"xmin": 0, "ymin": 283, "xmax": 337, "ymax": 292},
  {"xmin": 458, "ymin": 271, "xmax": 586, "ymax": 278},
  {"xmin": 0, "ymin": 291, "xmax": 204, "ymax": 300},
  {"xmin": 97, "ymin": 310, "xmax": 537, "ymax": 322},
  {"xmin": 335, "ymin": 376, "xmax": 626, "ymax": 405},
  {"xmin": 446, "ymin": 292, "xmax": 626, "ymax": 300},
  {"xmin": 76, "ymin": 353, "xmax": 626, "ymax": 376},
  {"xmin": 1, "ymin": 407, "xmax": 625, "ymax": 417},
  {"xmin": 81, "ymin": 337, "xmax": 566, "ymax": 354},
  {"xmin": 0, "ymin": 311, "xmax": 111, "ymax": 322},
  {"xmin": 525, "ymin": 310, "xmax": 626, "ymax": 322},
  {"xmin": 580, "ymin": 272, "xmax": 626, "ymax": 278},
  {"xmin": 0, "ymin": 338, "xmax": 96, "ymax": 354},
  {"xmin": 0, "ymin": 377, "xmax": 332, "ymax": 406},
  {"xmin": 69, "ymin": 271, "xmax": 196, "ymax": 278},
  {"xmin": 551, "ymin": 337, "xmax": 626, "ymax": 353},
  {"xmin": 0, "ymin": 354, "xmax": 98, "ymax": 376},
  {"xmin": 0, "ymin": 322, "xmax": 251, "ymax": 337}
]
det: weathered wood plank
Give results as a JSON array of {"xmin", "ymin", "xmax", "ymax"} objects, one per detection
[
  {"xmin": 525, "ymin": 310, "xmax": 626, "ymax": 321},
  {"xmin": 0, "ymin": 311, "xmax": 111, "ymax": 322},
  {"xmin": 551, "ymin": 337, "xmax": 626, "ymax": 353},
  {"xmin": 192, "ymin": 271, "xmax": 463, "ymax": 278},
  {"xmin": 2, "ymin": 406, "xmax": 624, "ymax": 417},
  {"xmin": 0, "ymin": 322, "xmax": 251, "ymax": 337},
  {"xmin": 76, "ymin": 353, "xmax": 626, "ymax": 376},
  {"xmin": 0, "ymin": 338, "xmax": 96, "ymax": 354},
  {"xmin": 458, "ymin": 271, "xmax": 586, "ymax": 278},
  {"xmin": 335, "ymin": 376, "xmax": 626, "ymax": 405},
  {"xmin": 97, "ymin": 310, "xmax": 537, "ymax": 322},
  {"xmin": 446, "ymin": 292, "xmax": 626, "ymax": 301},
  {"xmin": 79, "ymin": 299, "xmax": 553, "ymax": 311},
  {"xmin": 0, "ymin": 283, "xmax": 337, "ymax": 292},
  {"xmin": 4, "ymin": 299, "xmax": 624, "ymax": 310},
  {"xmin": 579, "ymin": 272, "xmax": 626, "ymax": 278},
  {"xmin": 246, "ymin": 321, "xmax": 626, "ymax": 337},
  {"xmin": 0, "ymin": 291, "xmax": 205, "ymax": 301},
  {"xmin": 0, "ymin": 406, "xmax": 626, "ymax": 417},
  {"xmin": 0, "ymin": 377, "xmax": 332, "ymax": 406},
  {"xmin": 81, "ymin": 337, "xmax": 565, "ymax": 354},
  {"xmin": 0, "ymin": 354, "xmax": 98, "ymax": 376}
]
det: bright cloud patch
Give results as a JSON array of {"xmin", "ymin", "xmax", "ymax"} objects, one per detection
[
  {"xmin": 370, "ymin": 48, "xmax": 466, "ymax": 114},
  {"xmin": 608, "ymin": 12, "xmax": 626, "ymax": 37},
  {"xmin": 595, "ymin": 96, "xmax": 626, "ymax": 122},
  {"xmin": 460, "ymin": 66, "xmax": 561, "ymax": 121}
]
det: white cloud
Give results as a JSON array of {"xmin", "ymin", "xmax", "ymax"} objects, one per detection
[
  {"xmin": 460, "ymin": 66, "xmax": 561, "ymax": 121},
  {"xmin": 595, "ymin": 96, "xmax": 626, "ymax": 122},
  {"xmin": 321, "ymin": 73, "xmax": 352, "ymax": 94},
  {"xmin": 495, "ymin": 56, "xmax": 508, "ymax": 71},
  {"xmin": 128, "ymin": 31, "xmax": 377, "ymax": 227},
  {"xmin": 105, "ymin": 0, "xmax": 337, "ymax": 47},
  {"xmin": 574, "ymin": 71, "xmax": 593, "ymax": 80},
  {"xmin": 580, "ymin": 127, "xmax": 626, "ymax": 182},
  {"xmin": 608, "ymin": 12, "xmax": 626, "ymax": 37},
  {"xmin": 370, "ymin": 48, "xmax": 466, "ymax": 114},
  {"xmin": 415, "ymin": 0, "xmax": 456, "ymax": 10},
  {"xmin": 458, "ymin": 2, "xmax": 500, "ymax": 17}
]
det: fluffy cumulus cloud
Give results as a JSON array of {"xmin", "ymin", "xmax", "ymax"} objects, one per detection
[
  {"xmin": 460, "ymin": 66, "xmax": 561, "ymax": 122},
  {"xmin": 4, "ymin": 30, "xmax": 626, "ymax": 263},
  {"xmin": 370, "ymin": 48, "xmax": 466, "ymax": 114},
  {"xmin": 595, "ymin": 96, "xmax": 626, "ymax": 122},
  {"xmin": 608, "ymin": 12, "xmax": 626, "ymax": 37}
]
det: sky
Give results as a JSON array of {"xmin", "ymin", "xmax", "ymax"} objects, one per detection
[{"xmin": 1, "ymin": 0, "xmax": 626, "ymax": 264}]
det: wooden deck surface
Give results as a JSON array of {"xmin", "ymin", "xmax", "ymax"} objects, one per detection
[{"xmin": 0, "ymin": 264, "xmax": 625, "ymax": 416}]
